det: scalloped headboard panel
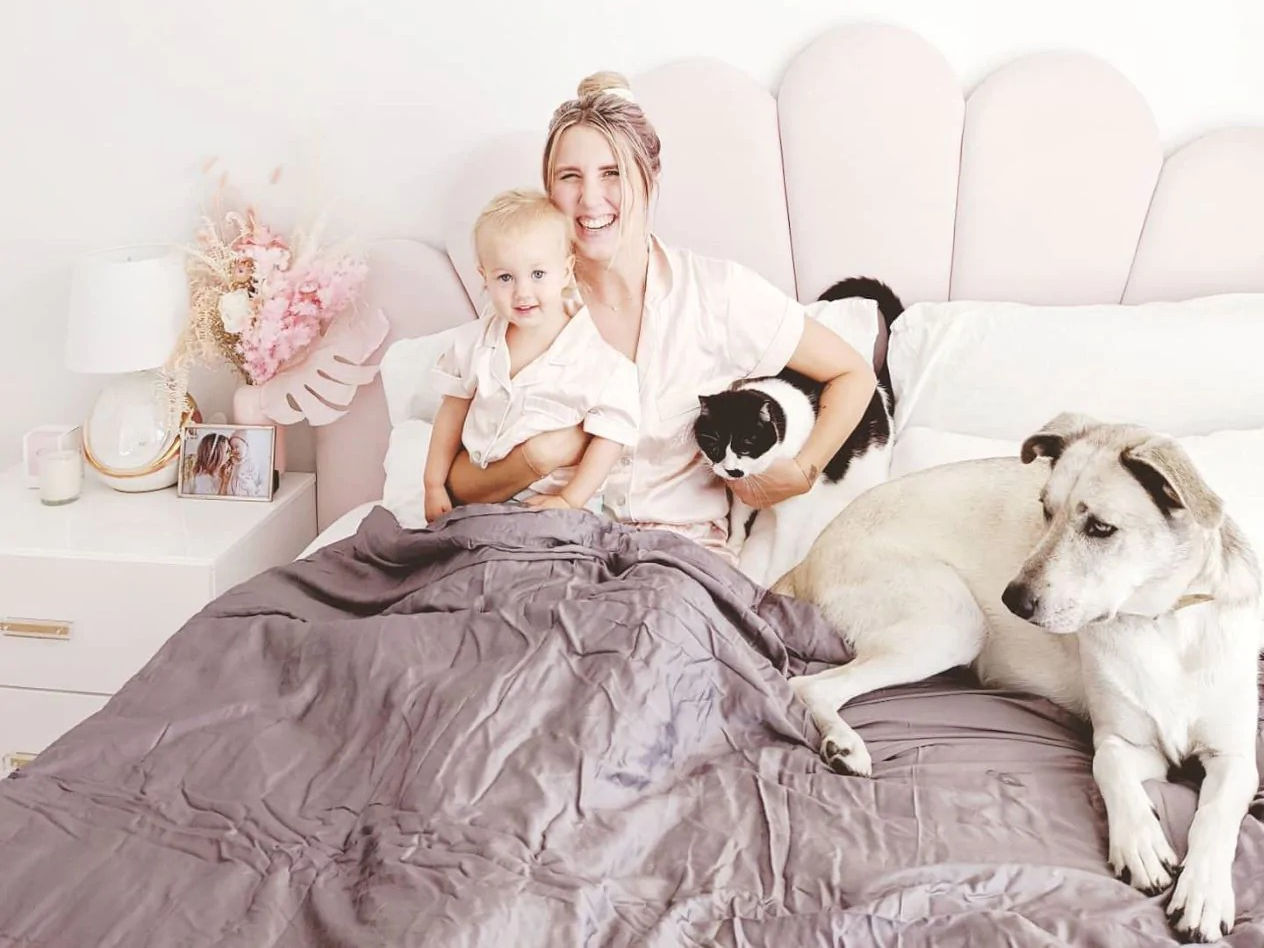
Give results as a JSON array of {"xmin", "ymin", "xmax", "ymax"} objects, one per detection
[
  {"xmin": 950, "ymin": 53, "xmax": 1163, "ymax": 303},
  {"xmin": 314, "ymin": 23, "xmax": 1264, "ymax": 529},
  {"xmin": 1124, "ymin": 128, "xmax": 1264, "ymax": 302},
  {"xmin": 778, "ymin": 24, "xmax": 964, "ymax": 305},
  {"xmin": 635, "ymin": 60, "xmax": 797, "ymax": 297},
  {"xmin": 315, "ymin": 240, "xmax": 473, "ymax": 526}
]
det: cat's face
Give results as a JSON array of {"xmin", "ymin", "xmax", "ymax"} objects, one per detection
[{"xmin": 694, "ymin": 390, "xmax": 782, "ymax": 479}]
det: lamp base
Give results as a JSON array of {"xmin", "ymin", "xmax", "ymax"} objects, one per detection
[{"xmin": 81, "ymin": 370, "xmax": 195, "ymax": 492}]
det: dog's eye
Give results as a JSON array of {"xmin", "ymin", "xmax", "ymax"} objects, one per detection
[
  {"xmin": 1040, "ymin": 502, "xmax": 1052, "ymax": 523},
  {"xmin": 1084, "ymin": 516, "xmax": 1117, "ymax": 539}
]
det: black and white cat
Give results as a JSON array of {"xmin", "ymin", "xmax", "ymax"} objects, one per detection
[{"xmin": 694, "ymin": 277, "xmax": 904, "ymax": 585}]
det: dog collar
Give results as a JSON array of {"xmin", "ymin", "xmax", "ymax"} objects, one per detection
[{"xmin": 1172, "ymin": 593, "xmax": 1215, "ymax": 611}]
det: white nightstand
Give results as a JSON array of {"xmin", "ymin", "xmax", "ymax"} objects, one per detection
[{"xmin": 0, "ymin": 467, "xmax": 316, "ymax": 775}]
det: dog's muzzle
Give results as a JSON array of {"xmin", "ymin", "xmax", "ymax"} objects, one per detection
[{"xmin": 1002, "ymin": 581, "xmax": 1038, "ymax": 621}]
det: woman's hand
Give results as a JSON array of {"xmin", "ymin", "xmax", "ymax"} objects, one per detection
[{"xmin": 729, "ymin": 457, "xmax": 814, "ymax": 509}]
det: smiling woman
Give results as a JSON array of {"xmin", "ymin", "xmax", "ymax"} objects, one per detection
[{"xmin": 446, "ymin": 70, "xmax": 877, "ymax": 565}]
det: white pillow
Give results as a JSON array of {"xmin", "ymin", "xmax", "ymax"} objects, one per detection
[
  {"xmin": 888, "ymin": 294, "xmax": 1264, "ymax": 441},
  {"xmin": 890, "ymin": 425, "xmax": 1264, "ymax": 559},
  {"xmin": 382, "ymin": 419, "xmax": 434, "ymax": 529},
  {"xmin": 378, "ymin": 323, "xmax": 472, "ymax": 426},
  {"xmin": 890, "ymin": 426, "xmax": 1018, "ymax": 479},
  {"xmin": 377, "ymin": 325, "xmax": 469, "ymax": 529},
  {"xmin": 804, "ymin": 296, "xmax": 880, "ymax": 370}
]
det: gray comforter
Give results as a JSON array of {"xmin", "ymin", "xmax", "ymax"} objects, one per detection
[{"xmin": 1, "ymin": 504, "xmax": 1262, "ymax": 946}]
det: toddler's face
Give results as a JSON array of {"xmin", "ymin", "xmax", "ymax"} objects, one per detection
[{"xmin": 478, "ymin": 227, "xmax": 572, "ymax": 328}]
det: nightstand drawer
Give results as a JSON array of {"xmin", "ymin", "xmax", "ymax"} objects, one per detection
[
  {"xmin": 0, "ymin": 555, "xmax": 211, "ymax": 694},
  {"xmin": 0, "ymin": 687, "xmax": 109, "ymax": 776}
]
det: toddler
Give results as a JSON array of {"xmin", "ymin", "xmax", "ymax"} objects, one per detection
[{"xmin": 423, "ymin": 189, "xmax": 639, "ymax": 521}]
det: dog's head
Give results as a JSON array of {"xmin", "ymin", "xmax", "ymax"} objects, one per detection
[{"xmin": 1002, "ymin": 412, "xmax": 1224, "ymax": 633}]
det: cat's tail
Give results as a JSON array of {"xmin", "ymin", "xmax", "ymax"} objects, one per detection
[{"xmin": 816, "ymin": 276, "xmax": 904, "ymax": 387}]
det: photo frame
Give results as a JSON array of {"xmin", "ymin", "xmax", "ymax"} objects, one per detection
[{"xmin": 177, "ymin": 423, "xmax": 276, "ymax": 502}]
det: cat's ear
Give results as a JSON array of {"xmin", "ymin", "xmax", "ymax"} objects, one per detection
[
  {"xmin": 758, "ymin": 403, "xmax": 771, "ymax": 423},
  {"xmin": 697, "ymin": 394, "xmax": 711, "ymax": 412}
]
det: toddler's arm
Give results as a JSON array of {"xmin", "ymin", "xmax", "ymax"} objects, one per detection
[{"xmin": 423, "ymin": 395, "xmax": 472, "ymax": 521}]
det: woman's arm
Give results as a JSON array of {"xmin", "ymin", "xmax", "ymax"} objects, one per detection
[
  {"xmin": 523, "ymin": 436, "xmax": 624, "ymax": 510},
  {"xmin": 730, "ymin": 319, "xmax": 876, "ymax": 508},
  {"xmin": 447, "ymin": 425, "xmax": 590, "ymax": 505}
]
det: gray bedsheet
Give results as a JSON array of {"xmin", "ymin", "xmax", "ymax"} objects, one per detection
[{"xmin": 1, "ymin": 504, "xmax": 1261, "ymax": 947}]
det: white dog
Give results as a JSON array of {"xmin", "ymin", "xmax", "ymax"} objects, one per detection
[{"xmin": 775, "ymin": 413, "xmax": 1262, "ymax": 943}]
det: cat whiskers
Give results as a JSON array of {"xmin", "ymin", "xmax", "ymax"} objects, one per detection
[{"xmin": 739, "ymin": 472, "xmax": 776, "ymax": 507}]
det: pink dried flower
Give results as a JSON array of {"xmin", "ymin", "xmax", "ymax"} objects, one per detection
[{"xmin": 179, "ymin": 207, "xmax": 368, "ymax": 386}]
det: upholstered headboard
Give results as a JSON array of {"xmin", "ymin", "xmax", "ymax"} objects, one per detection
[{"xmin": 314, "ymin": 22, "xmax": 1264, "ymax": 529}]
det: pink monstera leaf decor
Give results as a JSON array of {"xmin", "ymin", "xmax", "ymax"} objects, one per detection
[
  {"xmin": 169, "ymin": 205, "xmax": 387, "ymax": 447},
  {"xmin": 255, "ymin": 304, "xmax": 389, "ymax": 425}
]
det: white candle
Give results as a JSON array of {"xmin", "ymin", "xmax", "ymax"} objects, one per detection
[{"xmin": 39, "ymin": 449, "xmax": 83, "ymax": 506}]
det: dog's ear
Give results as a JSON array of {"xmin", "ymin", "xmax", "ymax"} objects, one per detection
[
  {"xmin": 1120, "ymin": 437, "xmax": 1224, "ymax": 529},
  {"xmin": 1020, "ymin": 412, "xmax": 1100, "ymax": 464}
]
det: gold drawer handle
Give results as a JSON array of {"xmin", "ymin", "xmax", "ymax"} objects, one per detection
[
  {"xmin": 3, "ymin": 752, "xmax": 35, "ymax": 772},
  {"xmin": 1, "ymin": 618, "xmax": 72, "ymax": 640}
]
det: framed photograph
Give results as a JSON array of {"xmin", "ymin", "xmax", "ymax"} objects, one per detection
[{"xmin": 177, "ymin": 424, "xmax": 276, "ymax": 502}]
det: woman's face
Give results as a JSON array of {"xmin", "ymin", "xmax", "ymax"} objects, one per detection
[{"xmin": 549, "ymin": 124, "xmax": 647, "ymax": 267}]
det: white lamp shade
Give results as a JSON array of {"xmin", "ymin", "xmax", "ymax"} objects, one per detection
[{"xmin": 65, "ymin": 244, "xmax": 190, "ymax": 373}]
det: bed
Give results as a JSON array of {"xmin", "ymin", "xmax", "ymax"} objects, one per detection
[{"xmin": 4, "ymin": 22, "xmax": 1264, "ymax": 947}]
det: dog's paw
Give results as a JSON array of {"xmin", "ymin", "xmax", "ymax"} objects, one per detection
[
  {"xmin": 1167, "ymin": 850, "xmax": 1235, "ymax": 944},
  {"xmin": 820, "ymin": 728, "xmax": 872, "ymax": 778},
  {"xmin": 1109, "ymin": 813, "xmax": 1178, "ymax": 896}
]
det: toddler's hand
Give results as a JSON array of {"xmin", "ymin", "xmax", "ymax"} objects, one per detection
[
  {"xmin": 424, "ymin": 485, "xmax": 454, "ymax": 522},
  {"xmin": 523, "ymin": 494, "xmax": 572, "ymax": 511}
]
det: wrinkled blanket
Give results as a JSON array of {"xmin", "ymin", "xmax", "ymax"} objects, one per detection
[{"xmin": 1, "ymin": 504, "xmax": 1262, "ymax": 947}]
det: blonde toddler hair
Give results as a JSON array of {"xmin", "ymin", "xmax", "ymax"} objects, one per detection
[{"xmin": 473, "ymin": 188, "xmax": 574, "ymax": 265}]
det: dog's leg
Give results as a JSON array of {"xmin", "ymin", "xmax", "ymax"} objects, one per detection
[
  {"xmin": 1166, "ymin": 752, "xmax": 1257, "ymax": 942},
  {"xmin": 1092, "ymin": 735, "xmax": 1178, "ymax": 896},
  {"xmin": 791, "ymin": 645, "xmax": 968, "ymax": 778},
  {"xmin": 789, "ymin": 559, "xmax": 985, "ymax": 778}
]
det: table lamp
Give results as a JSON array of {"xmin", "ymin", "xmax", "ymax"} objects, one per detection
[{"xmin": 65, "ymin": 245, "xmax": 195, "ymax": 492}]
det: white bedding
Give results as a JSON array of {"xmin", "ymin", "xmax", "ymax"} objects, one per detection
[{"xmin": 298, "ymin": 501, "xmax": 381, "ymax": 559}]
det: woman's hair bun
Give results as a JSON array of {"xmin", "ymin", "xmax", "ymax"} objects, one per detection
[{"xmin": 577, "ymin": 70, "xmax": 634, "ymax": 101}]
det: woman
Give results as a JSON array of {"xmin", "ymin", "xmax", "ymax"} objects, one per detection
[
  {"xmin": 190, "ymin": 433, "xmax": 232, "ymax": 496},
  {"xmin": 449, "ymin": 72, "xmax": 875, "ymax": 564}
]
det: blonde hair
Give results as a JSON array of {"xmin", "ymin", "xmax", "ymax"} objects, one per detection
[
  {"xmin": 542, "ymin": 71, "xmax": 662, "ymax": 249},
  {"xmin": 193, "ymin": 432, "xmax": 229, "ymax": 477},
  {"xmin": 472, "ymin": 188, "xmax": 573, "ymax": 265}
]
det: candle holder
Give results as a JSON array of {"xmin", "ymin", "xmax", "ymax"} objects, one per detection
[{"xmin": 38, "ymin": 448, "xmax": 83, "ymax": 506}]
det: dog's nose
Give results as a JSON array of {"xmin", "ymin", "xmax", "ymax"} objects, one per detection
[
  {"xmin": 725, "ymin": 468, "xmax": 743, "ymax": 478},
  {"xmin": 1002, "ymin": 581, "xmax": 1038, "ymax": 620}
]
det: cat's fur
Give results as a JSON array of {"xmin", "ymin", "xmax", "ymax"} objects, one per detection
[{"xmin": 694, "ymin": 277, "xmax": 904, "ymax": 584}]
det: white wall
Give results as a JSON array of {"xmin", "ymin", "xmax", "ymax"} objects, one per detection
[{"xmin": 3, "ymin": 0, "xmax": 1261, "ymax": 473}]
